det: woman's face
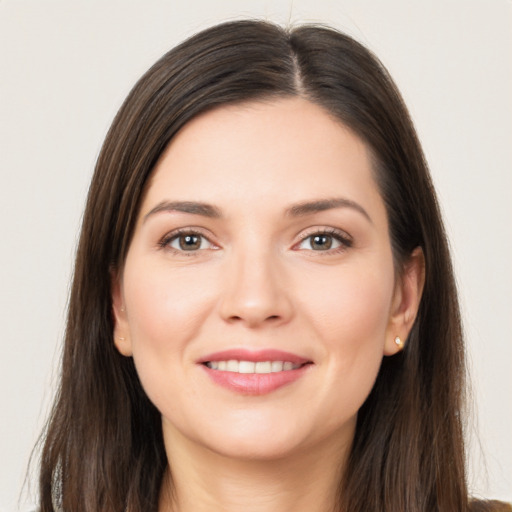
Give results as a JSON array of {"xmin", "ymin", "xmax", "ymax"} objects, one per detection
[{"xmin": 113, "ymin": 98, "xmax": 419, "ymax": 461}]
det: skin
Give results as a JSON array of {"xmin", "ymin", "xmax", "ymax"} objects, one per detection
[{"xmin": 112, "ymin": 97, "xmax": 424, "ymax": 512}]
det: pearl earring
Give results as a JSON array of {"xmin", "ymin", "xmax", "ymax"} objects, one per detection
[{"xmin": 394, "ymin": 336, "xmax": 403, "ymax": 349}]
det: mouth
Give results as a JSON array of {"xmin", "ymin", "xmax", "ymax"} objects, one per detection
[
  {"xmin": 198, "ymin": 349, "xmax": 313, "ymax": 395},
  {"xmin": 204, "ymin": 360, "xmax": 303, "ymax": 373}
]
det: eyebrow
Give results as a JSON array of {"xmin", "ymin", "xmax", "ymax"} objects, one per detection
[
  {"xmin": 285, "ymin": 198, "xmax": 372, "ymax": 223},
  {"xmin": 143, "ymin": 197, "xmax": 372, "ymax": 223},
  {"xmin": 144, "ymin": 200, "xmax": 222, "ymax": 222}
]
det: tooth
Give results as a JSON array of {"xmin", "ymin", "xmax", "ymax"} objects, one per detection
[
  {"xmin": 207, "ymin": 359, "xmax": 301, "ymax": 373},
  {"xmin": 255, "ymin": 361, "xmax": 272, "ymax": 374},
  {"xmin": 226, "ymin": 360, "xmax": 238, "ymax": 372},
  {"xmin": 271, "ymin": 361, "xmax": 284, "ymax": 372},
  {"xmin": 239, "ymin": 361, "xmax": 255, "ymax": 373}
]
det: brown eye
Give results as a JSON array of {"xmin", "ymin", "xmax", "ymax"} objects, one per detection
[
  {"xmin": 299, "ymin": 234, "xmax": 339, "ymax": 251},
  {"xmin": 167, "ymin": 232, "xmax": 212, "ymax": 252},
  {"xmin": 310, "ymin": 234, "xmax": 333, "ymax": 250},
  {"xmin": 296, "ymin": 231, "xmax": 351, "ymax": 252},
  {"xmin": 179, "ymin": 234, "xmax": 201, "ymax": 250}
]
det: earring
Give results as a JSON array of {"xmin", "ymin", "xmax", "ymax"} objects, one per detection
[
  {"xmin": 118, "ymin": 337, "xmax": 125, "ymax": 341},
  {"xmin": 394, "ymin": 336, "xmax": 403, "ymax": 349}
]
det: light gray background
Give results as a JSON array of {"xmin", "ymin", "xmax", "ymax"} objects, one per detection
[{"xmin": 1, "ymin": 1, "xmax": 510, "ymax": 510}]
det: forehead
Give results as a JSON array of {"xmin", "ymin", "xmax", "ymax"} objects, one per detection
[{"xmin": 143, "ymin": 97, "xmax": 382, "ymax": 217}]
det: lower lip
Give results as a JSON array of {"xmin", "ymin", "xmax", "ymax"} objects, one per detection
[{"xmin": 200, "ymin": 364, "xmax": 311, "ymax": 395}]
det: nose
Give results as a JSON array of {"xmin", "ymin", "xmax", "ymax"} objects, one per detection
[{"xmin": 218, "ymin": 248, "xmax": 294, "ymax": 328}]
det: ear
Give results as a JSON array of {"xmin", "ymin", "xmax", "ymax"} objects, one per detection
[
  {"xmin": 384, "ymin": 247, "xmax": 425, "ymax": 356},
  {"xmin": 111, "ymin": 268, "xmax": 133, "ymax": 357}
]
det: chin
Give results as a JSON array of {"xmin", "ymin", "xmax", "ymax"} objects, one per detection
[
  {"xmin": 194, "ymin": 411, "xmax": 350, "ymax": 462},
  {"xmin": 167, "ymin": 410, "xmax": 315, "ymax": 462},
  {"xmin": 203, "ymin": 430, "xmax": 308, "ymax": 461}
]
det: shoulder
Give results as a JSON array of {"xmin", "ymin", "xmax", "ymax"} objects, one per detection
[{"xmin": 469, "ymin": 499, "xmax": 512, "ymax": 512}]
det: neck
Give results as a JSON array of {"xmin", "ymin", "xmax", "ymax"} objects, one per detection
[{"xmin": 159, "ymin": 425, "xmax": 349, "ymax": 512}]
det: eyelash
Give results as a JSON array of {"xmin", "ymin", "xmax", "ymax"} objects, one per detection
[
  {"xmin": 295, "ymin": 228, "xmax": 353, "ymax": 255},
  {"xmin": 158, "ymin": 228, "xmax": 216, "ymax": 256},
  {"xmin": 158, "ymin": 227, "xmax": 353, "ymax": 255}
]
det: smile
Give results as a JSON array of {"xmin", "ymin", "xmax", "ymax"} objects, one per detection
[
  {"xmin": 199, "ymin": 349, "xmax": 312, "ymax": 395},
  {"xmin": 204, "ymin": 360, "xmax": 302, "ymax": 373}
]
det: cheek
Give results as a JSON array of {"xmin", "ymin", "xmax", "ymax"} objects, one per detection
[
  {"xmin": 121, "ymin": 260, "xmax": 218, "ymax": 403},
  {"xmin": 124, "ymin": 261, "xmax": 215, "ymax": 347},
  {"xmin": 303, "ymin": 259, "xmax": 394, "ymax": 409},
  {"xmin": 308, "ymin": 259, "xmax": 394, "ymax": 342}
]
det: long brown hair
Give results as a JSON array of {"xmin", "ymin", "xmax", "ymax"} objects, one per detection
[{"xmin": 36, "ymin": 19, "xmax": 490, "ymax": 512}]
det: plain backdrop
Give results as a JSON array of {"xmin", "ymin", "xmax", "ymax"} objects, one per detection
[{"xmin": 1, "ymin": 1, "xmax": 510, "ymax": 510}]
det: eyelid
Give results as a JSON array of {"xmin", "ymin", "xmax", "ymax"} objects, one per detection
[
  {"xmin": 293, "ymin": 227, "xmax": 353, "ymax": 252},
  {"xmin": 158, "ymin": 227, "xmax": 219, "ymax": 252},
  {"xmin": 297, "ymin": 226, "xmax": 352, "ymax": 242},
  {"xmin": 157, "ymin": 225, "xmax": 352, "ymax": 254}
]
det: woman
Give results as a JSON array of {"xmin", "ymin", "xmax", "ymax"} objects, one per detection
[{"xmin": 36, "ymin": 19, "xmax": 510, "ymax": 512}]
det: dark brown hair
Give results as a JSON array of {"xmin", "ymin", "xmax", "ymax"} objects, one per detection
[{"xmin": 36, "ymin": 19, "xmax": 499, "ymax": 512}]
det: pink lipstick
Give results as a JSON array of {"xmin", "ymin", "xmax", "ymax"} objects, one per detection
[{"xmin": 198, "ymin": 349, "xmax": 312, "ymax": 395}]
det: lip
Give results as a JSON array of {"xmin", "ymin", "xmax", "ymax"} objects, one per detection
[
  {"xmin": 198, "ymin": 348, "xmax": 313, "ymax": 396},
  {"xmin": 198, "ymin": 348, "xmax": 311, "ymax": 365}
]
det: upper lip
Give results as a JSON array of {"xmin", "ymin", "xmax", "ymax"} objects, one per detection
[{"xmin": 198, "ymin": 348, "xmax": 312, "ymax": 365}]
